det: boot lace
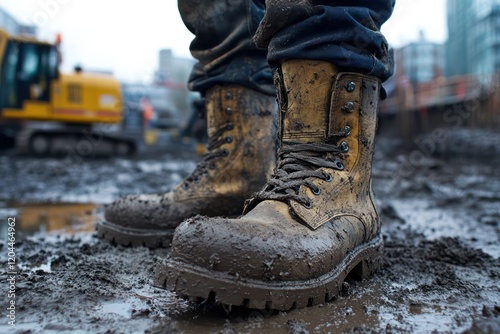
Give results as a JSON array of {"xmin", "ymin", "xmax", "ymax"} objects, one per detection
[
  {"xmin": 250, "ymin": 126, "xmax": 351, "ymax": 207},
  {"xmin": 183, "ymin": 123, "xmax": 234, "ymax": 188}
]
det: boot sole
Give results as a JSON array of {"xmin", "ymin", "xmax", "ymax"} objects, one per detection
[
  {"xmin": 96, "ymin": 221, "xmax": 174, "ymax": 248},
  {"xmin": 153, "ymin": 233, "xmax": 383, "ymax": 310}
]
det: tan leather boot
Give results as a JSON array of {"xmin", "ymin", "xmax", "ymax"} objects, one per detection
[
  {"xmin": 97, "ymin": 86, "xmax": 276, "ymax": 248},
  {"xmin": 155, "ymin": 60, "xmax": 384, "ymax": 310}
]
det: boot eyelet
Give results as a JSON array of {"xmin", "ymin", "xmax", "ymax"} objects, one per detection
[
  {"xmin": 226, "ymin": 136, "xmax": 233, "ymax": 143},
  {"xmin": 324, "ymin": 174, "xmax": 333, "ymax": 182},
  {"xmin": 227, "ymin": 123, "xmax": 234, "ymax": 130},
  {"xmin": 340, "ymin": 142, "xmax": 349, "ymax": 152},
  {"xmin": 225, "ymin": 92, "xmax": 233, "ymax": 100},
  {"xmin": 342, "ymin": 102, "xmax": 355, "ymax": 113},
  {"xmin": 311, "ymin": 187, "xmax": 321, "ymax": 195},
  {"xmin": 303, "ymin": 201, "xmax": 312, "ymax": 209},
  {"xmin": 344, "ymin": 126, "xmax": 351, "ymax": 136},
  {"xmin": 209, "ymin": 163, "xmax": 216, "ymax": 170},
  {"xmin": 222, "ymin": 149, "xmax": 229, "ymax": 157},
  {"xmin": 336, "ymin": 161, "xmax": 345, "ymax": 170},
  {"xmin": 346, "ymin": 82, "xmax": 356, "ymax": 92},
  {"xmin": 226, "ymin": 107, "xmax": 232, "ymax": 115},
  {"xmin": 183, "ymin": 183, "xmax": 189, "ymax": 189}
]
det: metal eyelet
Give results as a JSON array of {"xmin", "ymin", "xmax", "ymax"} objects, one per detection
[
  {"xmin": 336, "ymin": 161, "xmax": 345, "ymax": 170},
  {"xmin": 340, "ymin": 142, "xmax": 349, "ymax": 153},
  {"xmin": 183, "ymin": 183, "xmax": 189, "ymax": 189},
  {"xmin": 324, "ymin": 174, "xmax": 333, "ymax": 182},
  {"xmin": 225, "ymin": 92, "xmax": 233, "ymax": 100},
  {"xmin": 346, "ymin": 82, "xmax": 356, "ymax": 92},
  {"xmin": 222, "ymin": 149, "xmax": 229, "ymax": 156},
  {"xmin": 311, "ymin": 187, "xmax": 321, "ymax": 195},
  {"xmin": 226, "ymin": 136, "xmax": 233, "ymax": 143},
  {"xmin": 342, "ymin": 102, "xmax": 355, "ymax": 113},
  {"xmin": 303, "ymin": 201, "xmax": 312, "ymax": 209},
  {"xmin": 227, "ymin": 123, "xmax": 234, "ymax": 130},
  {"xmin": 226, "ymin": 107, "xmax": 232, "ymax": 115},
  {"xmin": 344, "ymin": 126, "xmax": 351, "ymax": 136}
]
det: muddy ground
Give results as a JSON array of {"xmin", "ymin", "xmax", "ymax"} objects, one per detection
[{"xmin": 0, "ymin": 131, "xmax": 499, "ymax": 334}]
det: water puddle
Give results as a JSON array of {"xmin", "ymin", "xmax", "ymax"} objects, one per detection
[
  {"xmin": 101, "ymin": 302, "xmax": 132, "ymax": 319},
  {"xmin": 0, "ymin": 202, "xmax": 99, "ymax": 239}
]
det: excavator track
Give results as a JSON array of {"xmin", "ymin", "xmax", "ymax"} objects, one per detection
[{"xmin": 16, "ymin": 128, "xmax": 137, "ymax": 157}]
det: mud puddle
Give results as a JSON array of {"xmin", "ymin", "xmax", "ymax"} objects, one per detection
[
  {"xmin": 0, "ymin": 137, "xmax": 499, "ymax": 333},
  {"xmin": 3, "ymin": 226, "xmax": 497, "ymax": 334}
]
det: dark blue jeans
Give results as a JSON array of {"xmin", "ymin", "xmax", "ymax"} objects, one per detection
[{"xmin": 178, "ymin": 0, "xmax": 395, "ymax": 96}]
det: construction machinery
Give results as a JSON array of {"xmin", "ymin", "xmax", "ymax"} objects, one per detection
[{"xmin": 0, "ymin": 29, "xmax": 137, "ymax": 155}]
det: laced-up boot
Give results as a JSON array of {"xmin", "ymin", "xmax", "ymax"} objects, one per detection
[
  {"xmin": 97, "ymin": 85, "xmax": 276, "ymax": 248},
  {"xmin": 155, "ymin": 60, "xmax": 384, "ymax": 310}
]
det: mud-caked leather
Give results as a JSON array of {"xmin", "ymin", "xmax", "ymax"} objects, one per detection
[
  {"xmin": 155, "ymin": 60, "xmax": 383, "ymax": 310},
  {"xmin": 97, "ymin": 86, "xmax": 277, "ymax": 248}
]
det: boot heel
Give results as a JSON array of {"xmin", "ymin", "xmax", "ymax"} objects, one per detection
[{"xmin": 348, "ymin": 253, "xmax": 383, "ymax": 281}]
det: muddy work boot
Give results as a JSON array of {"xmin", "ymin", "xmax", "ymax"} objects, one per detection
[
  {"xmin": 155, "ymin": 60, "xmax": 384, "ymax": 310},
  {"xmin": 97, "ymin": 86, "xmax": 276, "ymax": 248}
]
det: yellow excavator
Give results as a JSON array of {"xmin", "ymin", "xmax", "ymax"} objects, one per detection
[{"xmin": 0, "ymin": 29, "xmax": 136, "ymax": 155}]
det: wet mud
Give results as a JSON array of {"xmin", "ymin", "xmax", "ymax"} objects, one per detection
[{"xmin": 0, "ymin": 133, "xmax": 499, "ymax": 333}]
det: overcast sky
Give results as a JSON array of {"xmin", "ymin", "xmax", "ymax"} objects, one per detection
[{"xmin": 0, "ymin": 0, "xmax": 447, "ymax": 83}]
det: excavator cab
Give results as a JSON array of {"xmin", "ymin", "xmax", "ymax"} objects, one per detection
[
  {"xmin": 0, "ymin": 38, "xmax": 59, "ymax": 110},
  {"xmin": 0, "ymin": 28, "xmax": 123, "ymax": 124},
  {"xmin": 0, "ymin": 29, "xmax": 136, "ymax": 156}
]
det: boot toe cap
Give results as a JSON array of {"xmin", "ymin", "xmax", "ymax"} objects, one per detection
[
  {"xmin": 104, "ymin": 194, "xmax": 175, "ymax": 230},
  {"xmin": 171, "ymin": 213, "xmax": 343, "ymax": 282}
]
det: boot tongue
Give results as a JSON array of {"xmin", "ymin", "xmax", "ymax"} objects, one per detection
[{"xmin": 279, "ymin": 60, "xmax": 338, "ymax": 144}]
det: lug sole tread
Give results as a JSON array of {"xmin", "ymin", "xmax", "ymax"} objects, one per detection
[
  {"xmin": 153, "ymin": 234, "xmax": 383, "ymax": 310},
  {"xmin": 96, "ymin": 221, "xmax": 174, "ymax": 248}
]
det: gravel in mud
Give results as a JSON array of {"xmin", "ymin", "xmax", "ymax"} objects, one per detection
[{"xmin": 0, "ymin": 134, "xmax": 499, "ymax": 334}]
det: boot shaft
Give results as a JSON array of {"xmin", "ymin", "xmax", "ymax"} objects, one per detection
[
  {"xmin": 274, "ymin": 60, "xmax": 381, "ymax": 169},
  {"xmin": 177, "ymin": 85, "xmax": 277, "ymax": 199},
  {"xmin": 268, "ymin": 60, "xmax": 382, "ymax": 232}
]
